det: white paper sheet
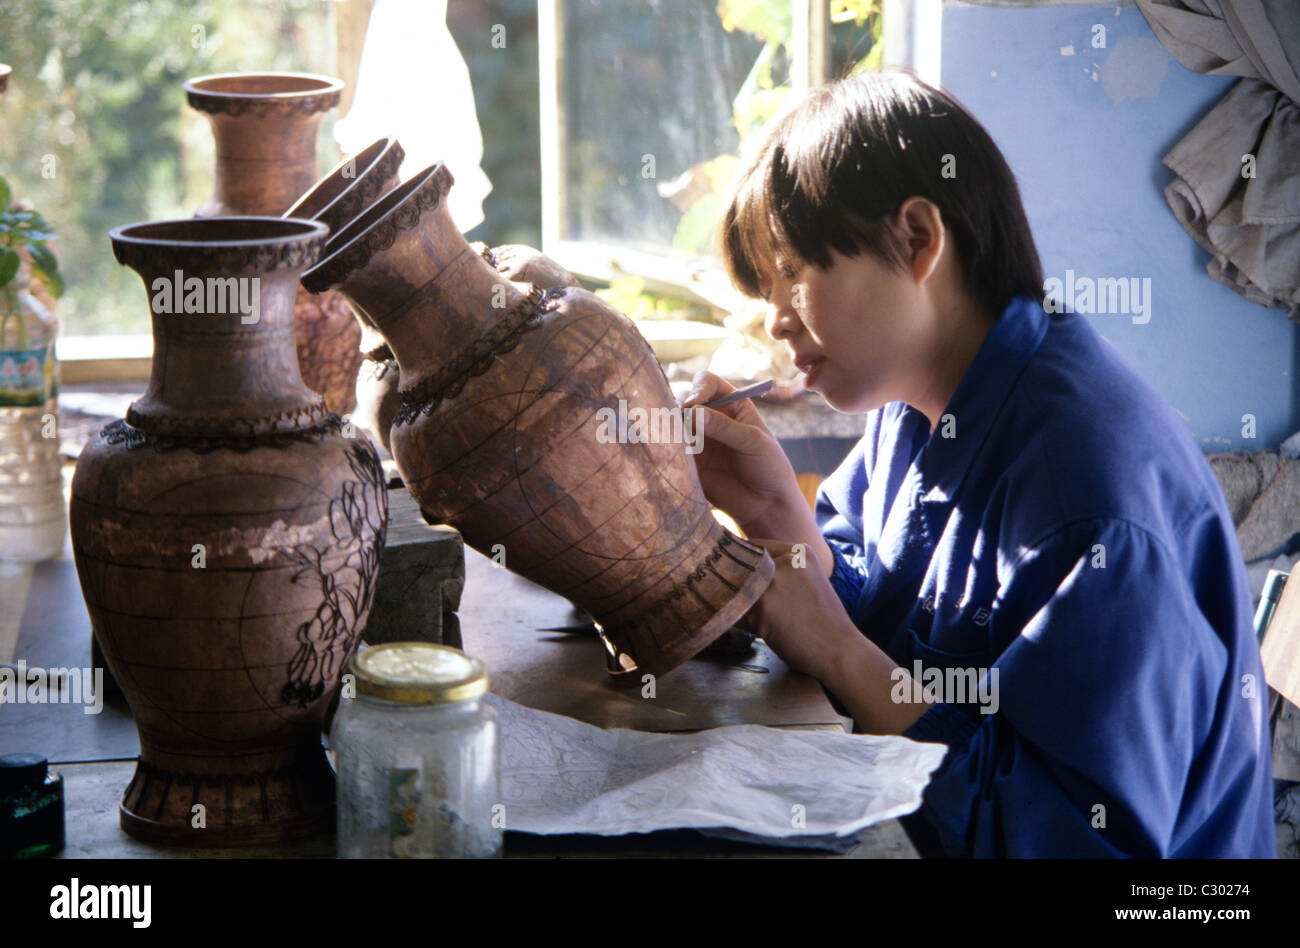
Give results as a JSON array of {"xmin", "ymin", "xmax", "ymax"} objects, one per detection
[{"xmin": 488, "ymin": 694, "xmax": 948, "ymax": 843}]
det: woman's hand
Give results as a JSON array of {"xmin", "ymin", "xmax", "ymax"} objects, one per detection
[
  {"xmin": 681, "ymin": 371, "xmax": 834, "ymax": 575},
  {"xmin": 679, "ymin": 371, "xmax": 795, "ymax": 526},
  {"xmin": 738, "ymin": 539, "xmax": 861, "ymax": 683},
  {"xmin": 742, "ymin": 538, "xmax": 933, "ymax": 735}
]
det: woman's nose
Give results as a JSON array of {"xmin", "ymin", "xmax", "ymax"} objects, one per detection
[{"xmin": 765, "ymin": 296, "xmax": 800, "ymax": 342}]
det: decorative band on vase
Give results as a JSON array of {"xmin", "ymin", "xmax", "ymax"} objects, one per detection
[
  {"xmin": 101, "ymin": 414, "xmax": 347, "ymax": 454},
  {"xmin": 109, "ymin": 218, "xmax": 329, "ymax": 275},
  {"xmin": 392, "ymin": 283, "xmax": 552, "ymax": 426},
  {"xmin": 635, "ymin": 531, "xmax": 766, "ymax": 622},
  {"xmin": 121, "ymin": 400, "xmax": 333, "ymax": 441},
  {"xmin": 599, "ymin": 531, "xmax": 772, "ymax": 679},
  {"xmin": 283, "ymin": 138, "xmax": 406, "ymax": 234}
]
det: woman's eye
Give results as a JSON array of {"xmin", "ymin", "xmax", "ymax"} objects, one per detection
[{"xmin": 779, "ymin": 265, "xmax": 797, "ymax": 280}]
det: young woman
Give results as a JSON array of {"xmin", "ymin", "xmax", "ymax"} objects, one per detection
[{"xmin": 682, "ymin": 71, "xmax": 1275, "ymax": 857}]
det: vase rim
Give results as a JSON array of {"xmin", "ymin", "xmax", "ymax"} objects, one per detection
[
  {"xmin": 183, "ymin": 72, "xmax": 343, "ymax": 118},
  {"xmin": 301, "ymin": 162, "xmax": 454, "ymax": 294},
  {"xmin": 283, "ymin": 137, "xmax": 404, "ymax": 229},
  {"xmin": 111, "ymin": 216, "xmax": 328, "ymax": 248},
  {"xmin": 110, "ymin": 217, "xmax": 330, "ymax": 274},
  {"xmin": 183, "ymin": 71, "xmax": 344, "ymax": 98}
]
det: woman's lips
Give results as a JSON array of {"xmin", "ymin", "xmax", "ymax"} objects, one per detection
[{"xmin": 797, "ymin": 356, "xmax": 825, "ymax": 385}]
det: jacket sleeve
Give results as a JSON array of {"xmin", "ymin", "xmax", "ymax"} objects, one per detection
[{"xmin": 902, "ymin": 515, "xmax": 1271, "ymax": 857}]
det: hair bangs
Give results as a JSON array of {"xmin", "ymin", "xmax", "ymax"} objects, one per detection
[
  {"xmin": 717, "ymin": 70, "xmax": 1044, "ymax": 316},
  {"xmin": 720, "ymin": 144, "xmax": 792, "ymax": 299}
]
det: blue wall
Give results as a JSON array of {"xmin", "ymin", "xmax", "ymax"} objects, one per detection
[{"xmin": 941, "ymin": 1, "xmax": 1294, "ymax": 452}]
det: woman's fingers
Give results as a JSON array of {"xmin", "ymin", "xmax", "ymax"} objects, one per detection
[
  {"xmin": 677, "ymin": 370, "xmax": 731, "ymax": 409},
  {"xmin": 691, "ymin": 406, "xmax": 769, "ymax": 456},
  {"xmin": 746, "ymin": 537, "xmax": 797, "ymax": 558},
  {"xmin": 682, "ymin": 374, "xmax": 772, "ymax": 432}
]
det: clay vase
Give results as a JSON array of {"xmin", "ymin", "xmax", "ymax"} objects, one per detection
[
  {"xmin": 302, "ymin": 165, "xmax": 773, "ymax": 682},
  {"xmin": 70, "ymin": 217, "xmax": 387, "ymax": 846},
  {"xmin": 354, "ymin": 241, "xmax": 582, "ymax": 452},
  {"xmin": 185, "ymin": 72, "xmax": 361, "ymax": 415}
]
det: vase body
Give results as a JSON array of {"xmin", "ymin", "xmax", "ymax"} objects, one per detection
[
  {"xmin": 70, "ymin": 217, "xmax": 387, "ymax": 845},
  {"xmin": 303, "ymin": 166, "xmax": 773, "ymax": 681},
  {"xmin": 186, "ymin": 72, "xmax": 361, "ymax": 415}
]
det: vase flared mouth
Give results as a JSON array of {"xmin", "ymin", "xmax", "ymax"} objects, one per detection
[
  {"xmin": 183, "ymin": 72, "xmax": 343, "ymax": 116},
  {"xmin": 301, "ymin": 162, "xmax": 454, "ymax": 294},
  {"xmin": 283, "ymin": 137, "xmax": 405, "ymax": 231},
  {"xmin": 110, "ymin": 217, "xmax": 330, "ymax": 273}
]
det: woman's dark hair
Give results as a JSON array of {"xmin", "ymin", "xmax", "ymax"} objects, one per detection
[{"xmin": 720, "ymin": 70, "xmax": 1043, "ymax": 317}]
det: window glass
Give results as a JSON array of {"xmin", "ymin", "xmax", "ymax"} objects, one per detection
[
  {"xmin": 558, "ymin": 0, "xmax": 793, "ymax": 261},
  {"xmin": 554, "ymin": 1, "xmax": 882, "ymax": 270},
  {"xmin": 0, "ymin": 0, "xmax": 333, "ymax": 336}
]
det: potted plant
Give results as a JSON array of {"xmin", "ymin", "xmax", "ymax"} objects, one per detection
[{"xmin": 1, "ymin": 175, "xmax": 64, "ymax": 343}]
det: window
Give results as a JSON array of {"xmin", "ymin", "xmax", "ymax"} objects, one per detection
[
  {"xmin": 540, "ymin": 0, "xmax": 885, "ymax": 306},
  {"xmin": 1, "ymin": 0, "xmax": 335, "ymax": 343}
]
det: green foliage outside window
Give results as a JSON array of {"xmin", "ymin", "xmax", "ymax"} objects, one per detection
[
  {"xmin": 670, "ymin": 0, "xmax": 882, "ymax": 258},
  {"xmin": 0, "ymin": 0, "xmax": 333, "ymax": 335}
]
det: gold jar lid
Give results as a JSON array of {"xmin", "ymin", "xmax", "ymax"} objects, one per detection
[{"xmin": 351, "ymin": 643, "xmax": 488, "ymax": 705}]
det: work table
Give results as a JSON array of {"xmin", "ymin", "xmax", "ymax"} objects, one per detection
[{"xmin": 0, "ymin": 382, "xmax": 920, "ymax": 859}]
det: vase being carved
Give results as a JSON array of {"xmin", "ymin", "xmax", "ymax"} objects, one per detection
[
  {"xmin": 70, "ymin": 217, "xmax": 387, "ymax": 846},
  {"xmin": 302, "ymin": 164, "xmax": 774, "ymax": 682},
  {"xmin": 185, "ymin": 71, "xmax": 361, "ymax": 415}
]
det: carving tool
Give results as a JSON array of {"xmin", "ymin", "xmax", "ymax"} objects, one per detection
[{"xmin": 694, "ymin": 378, "xmax": 775, "ymax": 410}]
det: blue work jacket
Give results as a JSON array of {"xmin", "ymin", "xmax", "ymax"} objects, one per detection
[{"xmin": 815, "ymin": 294, "xmax": 1275, "ymax": 857}]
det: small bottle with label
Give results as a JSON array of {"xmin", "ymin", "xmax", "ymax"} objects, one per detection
[
  {"xmin": 0, "ymin": 260, "xmax": 64, "ymax": 561},
  {"xmin": 332, "ymin": 642, "xmax": 501, "ymax": 858},
  {"xmin": 0, "ymin": 753, "xmax": 65, "ymax": 858}
]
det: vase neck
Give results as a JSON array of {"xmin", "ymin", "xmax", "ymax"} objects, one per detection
[
  {"xmin": 201, "ymin": 112, "xmax": 325, "ymax": 216},
  {"xmin": 110, "ymin": 219, "xmax": 331, "ymax": 438},
  {"xmin": 185, "ymin": 73, "xmax": 343, "ymax": 217},
  {"xmin": 334, "ymin": 195, "xmax": 538, "ymax": 385}
]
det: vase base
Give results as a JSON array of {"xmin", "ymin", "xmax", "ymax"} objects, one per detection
[
  {"xmin": 118, "ymin": 746, "xmax": 335, "ymax": 847},
  {"xmin": 601, "ymin": 531, "xmax": 775, "ymax": 685}
]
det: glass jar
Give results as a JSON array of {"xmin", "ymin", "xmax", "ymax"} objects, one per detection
[
  {"xmin": 332, "ymin": 642, "xmax": 501, "ymax": 858},
  {"xmin": 0, "ymin": 752, "xmax": 65, "ymax": 858}
]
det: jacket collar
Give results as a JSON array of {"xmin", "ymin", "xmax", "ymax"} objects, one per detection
[{"xmin": 896, "ymin": 295, "xmax": 1051, "ymax": 546}]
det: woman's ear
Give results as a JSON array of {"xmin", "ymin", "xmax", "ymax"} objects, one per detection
[{"xmin": 894, "ymin": 196, "xmax": 945, "ymax": 286}]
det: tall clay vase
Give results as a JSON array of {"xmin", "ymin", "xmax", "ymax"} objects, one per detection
[
  {"xmin": 185, "ymin": 72, "xmax": 361, "ymax": 415},
  {"xmin": 303, "ymin": 165, "xmax": 773, "ymax": 682},
  {"xmin": 70, "ymin": 218, "xmax": 387, "ymax": 846}
]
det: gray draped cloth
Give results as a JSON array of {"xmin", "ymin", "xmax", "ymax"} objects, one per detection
[{"xmin": 1136, "ymin": 0, "xmax": 1300, "ymax": 319}]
